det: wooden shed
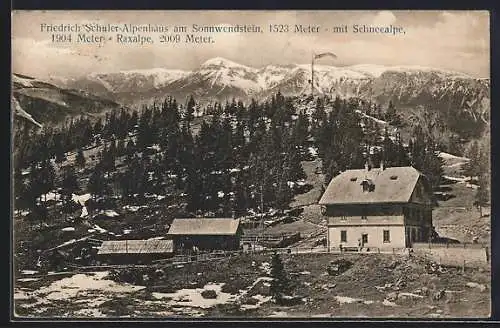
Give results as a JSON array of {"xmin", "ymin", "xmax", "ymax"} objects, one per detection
[
  {"xmin": 97, "ymin": 239, "xmax": 174, "ymax": 264},
  {"xmin": 167, "ymin": 218, "xmax": 242, "ymax": 252}
]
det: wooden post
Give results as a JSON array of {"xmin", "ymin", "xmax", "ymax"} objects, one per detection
[{"xmin": 327, "ymin": 228, "xmax": 330, "ymax": 253}]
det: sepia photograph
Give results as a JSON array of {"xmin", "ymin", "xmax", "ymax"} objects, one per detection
[{"xmin": 11, "ymin": 10, "xmax": 491, "ymax": 319}]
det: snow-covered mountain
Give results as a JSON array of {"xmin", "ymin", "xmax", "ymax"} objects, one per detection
[
  {"xmin": 50, "ymin": 58, "xmax": 489, "ymax": 124},
  {"xmin": 12, "ymin": 73, "xmax": 123, "ymax": 128}
]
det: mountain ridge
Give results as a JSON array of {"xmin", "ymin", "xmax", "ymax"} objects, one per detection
[
  {"xmin": 12, "ymin": 73, "xmax": 124, "ymax": 128},
  {"xmin": 13, "ymin": 57, "xmax": 490, "ymax": 138},
  {"xmin": 46, "ymin": 58, "xmax": 488, "ymax": 112}
]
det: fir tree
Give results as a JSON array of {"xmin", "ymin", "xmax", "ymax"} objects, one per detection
[
  {"xmin": 269, "ymin": 252, "xmax": 291, "ymax": 303},
  {"xmin": 36, "ymin": 160, "xmax": 56, "ymax": 203},
  {"xmin": 75, "ymin": 149, "xmax": 86, "ymax": 169},
  {"xmin": 232, "ymin": 174, "xmax": 247, "ymax": 217},
  {"xmin": 87, "ymin": 164, "xmax": 110, "ymax": 201},
  {"xmin": 475, "ymin": 174, "xmax": 490, "ymax": 217},
  {"xmin": 385, "ymin": 100, "xmax": 397, "ymax": 123},
  {"xmin": 463, "ymin": 141, "xmax": 481, "ymax": 179},
  {"xmin": 60, "ymin": 165, "xmax": 80, "ymax": 211},
  {"xmin": 185, "ymin": 95, "xmax": 196, "ymax": 125}
]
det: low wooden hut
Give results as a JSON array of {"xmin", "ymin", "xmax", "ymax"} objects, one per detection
[
  {"xmin": 97, "ymin": 239, "xmax": 174, "ymax": 264},
  {"xmin": 167, "ymin": 218, "xmax": 242, "ymax": 252}
]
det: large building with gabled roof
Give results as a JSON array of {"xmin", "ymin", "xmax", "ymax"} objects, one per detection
[{"xmin": 319, "ymin": 164, "xmax": 433, "ymax": 250}]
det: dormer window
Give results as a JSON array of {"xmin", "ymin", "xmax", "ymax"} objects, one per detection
[{"xmin": 360, "ymin": 179, "xmax": 375, "ymax": 192}]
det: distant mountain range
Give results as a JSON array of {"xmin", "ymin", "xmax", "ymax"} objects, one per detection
[
  {"xmin": 13, "ymin": 57, "xmax": 490, "ymax": 130},
  {"xmin": 12, "ymin": 73, "xmax": 123, "ymax": 128}
]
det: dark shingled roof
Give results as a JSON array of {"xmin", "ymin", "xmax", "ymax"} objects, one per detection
[
  {"xmin": 318, "ymin": 166, "xmax": 422, "ymax": 205},
  {"xmin": 168, "ymin": 218, "xmax": 241, "ymax": 235},
  {"xmin": 97, "ymin": 239, "xmax": 173, "ymax": 255}
]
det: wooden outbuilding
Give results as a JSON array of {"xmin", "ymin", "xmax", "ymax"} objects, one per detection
[
  {"xmin": 97, "ymin": 239, "xmax": 174, "ymax": 264},
  {"xmin": 167, "ymin": 218, "xmax": 242, "ymax": 252}
]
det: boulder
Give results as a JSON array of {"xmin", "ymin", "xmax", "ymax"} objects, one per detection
[
  {"xmin": 420, "ymin": 287, "xmax": 430, "ymax": 296},
  {"xmin": 386, "ymin": 292, "xmax": 398, "ymax": 302},
  {"xmin": 432, "ymin": 290, "xmax": 445, "ymax": 301},
  {"xmin": 322, "ymin": 283, "xmax": 336, "ymax": 290},
  {"xmin": 385, "ymin": 260, "xmax": 399, "ymax": 270},
  {"xmin": 327, "ymin": 259, "xmax": 353, "ymax": 276},
  {"xmin": 397, "ymin": 292, "xmax": 424, "ymax": 300},
  {"xmin": 395, "ymin": 277, "xmax": 406, "ymax": 288},
  {"xmin": 466, "ymin": 282, "xmax": 487, "ymax": 292}
]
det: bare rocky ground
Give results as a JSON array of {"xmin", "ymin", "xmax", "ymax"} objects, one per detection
[
  {"xmin": 14, "ymin": 252, "xmax": 490, "ymax": 318},
  {"xmin": 13, "ymin": 138, "xmax": 490, "ymax": 319},
  {"xmin": 433, "ymin": 153, "xmax": 490, "ymax": 244}
]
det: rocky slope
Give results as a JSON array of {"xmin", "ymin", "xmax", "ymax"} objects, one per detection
[
  {"xmin": 50, "ymin": 58, "xmax": 489, "ymax": 126},
  {"xmin": 12, "ymin": 73, "xmax": 123, "ymax": 127}
]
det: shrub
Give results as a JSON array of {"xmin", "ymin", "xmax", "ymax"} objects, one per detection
[{"xmin": 201, "ymin": 289, "xmax": 217, "ymax": 299}]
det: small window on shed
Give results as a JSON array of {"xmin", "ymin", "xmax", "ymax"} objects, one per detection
[
  {"xmin": 350, "ymin": 177, "xmax": 357, "ymax": 181},
  {"xmin": 390, "ymin": 175, "xmax": 398, "ymax": 180}
]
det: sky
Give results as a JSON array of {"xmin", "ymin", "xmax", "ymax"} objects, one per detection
[{"xmin": 11, "ymin": 10, "xmax": 490, "ymax": 79}]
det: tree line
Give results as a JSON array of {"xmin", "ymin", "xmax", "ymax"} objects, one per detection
[{"xmin": 14, "ymin": 92, "xmax": 447, "ymax": 222}]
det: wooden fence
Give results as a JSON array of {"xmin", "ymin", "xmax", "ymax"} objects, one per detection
[
  {"xmin": 55, "ymin": 242, "xmax": 490, "ymax": 273},
  {"xmin": 412, "ymin": 242, "xmax": 490, "ymax": 268}
]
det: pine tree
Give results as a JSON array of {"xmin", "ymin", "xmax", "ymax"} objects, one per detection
[
  {"xmin": 232, "ymin": 174, "xmax": 247, "ymax": 217},
  {"xmin": 185, "ymin": 95, "xmax": 196, "ymax": 125},
  {"xmin": 75, "ymin": 149, "xmax": 86, "ymax": 169},
  {"xmin": 116, "ymin": 139, "xmax": 126, "ymax": 157},
  {"xmin": 30, "ymin": 203, "xmax": 49, "ymax": 228},
  {"xmin": 87, "ymin": 164, "xmax": 105, "ymax": 201},
  {"xmin": 292, "ymin": 110, "xmax": 309, "ymax": 150},
  {"xmin": 125, "ymin": 139, "xmax": 137, "ymax": 155},
  {"xmin": 463, "ymin": 141, "xmax": 481, "ymax": 179},
  {"xmin": 385, "ymin": 100, "xmax": 397, "ymax": 123},
  {"xmin": 269, "ymin": 252, "xmax": 291, "ymax": 303},
  {"xmin": 61, "ymin": 165, "xmax": 80, "ymax": 211},
  {"xmin": 54, "ymin": 140, "xmax": 66, "ymax": 165},
  {"xmin": 36, "ymin": 160, "xmax": 56, "ymax": 204},
  {"xmin": 475, "ymin": 174, "xmax": 490, "ymax": 217},
  {"xmin": 118, "ymin": 170, "xmax": 134, "ymax": 201},
  {"xmin": 185, "ymin": 164, "xmax": 203, "ymax": 213},
  {"xmin": 312, "ymin": 97, "xmax": 326, "ymax": 130}
]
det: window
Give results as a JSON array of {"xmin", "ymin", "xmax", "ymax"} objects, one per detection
[
  {"xmin": 340, "ymin": 230, "xmax": 347, "ymax": 242},
  {"xmin": 383, "ymin": 230, "xmax": 390, "ymax": 243},
  {"xmin": 361, "ymin": 215, "xmax": 367, "ymax": 221},
  {"xmin": 362, "ymin": 234, "xmax": 368, "ymax": 244}
]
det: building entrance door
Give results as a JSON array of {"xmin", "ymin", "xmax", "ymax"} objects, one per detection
[
  {"xmin": 405, "ymin": 228, "xmax": 411, "ymax": 248},
  {"xmin": 361, "ymin": 233, "xmax": 368, "ymax": 246}
]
